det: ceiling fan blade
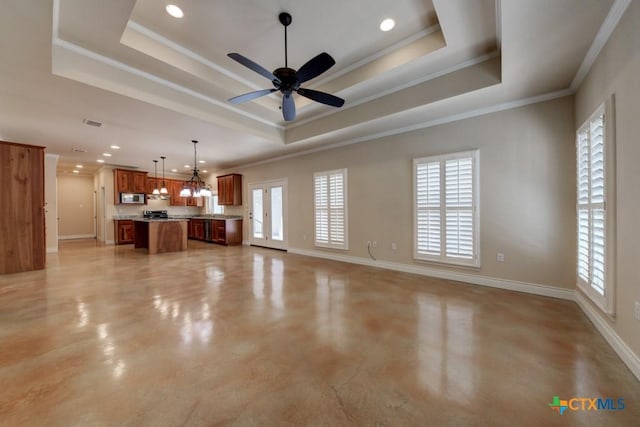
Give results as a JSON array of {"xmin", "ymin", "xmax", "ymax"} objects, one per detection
[
  {"xmin": 228, "ymin": 53, "xmax": 279, "ymax": 82},
  {"xmin": 282, "ymin": 93, "xmax": 296, "ymax": 121},
  {"xmin": 296, "ymin": 52, "xmax": 336, "ymax": 84},
  {"xmin": 297, "ymin": 88, "xmax": 345, "ymax": 108},
  {"xmin": 228, "ymin": 89, "xmax": 276, "ymax": 104}
]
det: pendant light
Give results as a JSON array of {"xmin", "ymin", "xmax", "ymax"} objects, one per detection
[
  {"xmin": 160, "ymin": 156, "xmax": 169, "ymax": 195},
  {"xmin": 152, "ymin": 160, "xmax": 160, "ymax": 195},
  {"xmin": 180, "ymin": 140, "xmax": 212, "ymax": 198}
]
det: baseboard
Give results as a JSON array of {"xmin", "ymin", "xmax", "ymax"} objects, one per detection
[
  {"xmin": 58, "ymin": 234, "xmax": 96, "ymax": 240},
  {"xmin": 575, "ymin": 291, "xmax": 640, "ymax": 381},
  {"xmin": 105, "ymin": 240, "xmax": 115, "ymax": 245},
  {"xmin": 46, "ymin": 247, "xmax": 58, "ymax": 253},
  {"xmin": 287, "ymin": 248, "xmax": 575, "ymax": 301}
]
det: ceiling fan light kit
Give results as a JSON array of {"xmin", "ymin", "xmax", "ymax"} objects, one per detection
[{"xmin": 228, "ymin": 12, "xmax": 345, "ymax": 121}]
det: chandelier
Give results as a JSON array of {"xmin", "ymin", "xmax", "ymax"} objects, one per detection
[{"xmin": 180, "ymin": 140, "xmax": 211, "ymax": 198}]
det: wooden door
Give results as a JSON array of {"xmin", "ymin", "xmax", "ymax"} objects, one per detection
[
  {"xmin": 114, "ymin": 169, "xmax": 132, "ymax": 193},
  {"xmin": 169, "ymin": 180, "xmax": 186, "ymax": 206},
  {"xmin": 0, "ymin": 141, "xmax": 45, "ymax": 274}
]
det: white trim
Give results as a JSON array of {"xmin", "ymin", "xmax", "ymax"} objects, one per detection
[
  {"xmin": 47, "ymin": 247, "xmax": 59, "ymax": 254},
  {"xmin": 287, "ymin": 247, "xmax": 574, "ymax": 301},
  {"xmin": 125, "ymin": 21, "xmax": 262, "ymax": 92},
  {"xmin": 309, "ymin": 25, "xmax": 441, "ymax": 89},
  {"xmin": 234, "ymin": 89, "xmax": 573, "ymax": 170},
  {"xmin": 575, "ymin": 291, "xmax": 640, "ymax": 381},
  {"xmin": 570, "ymin": 0, "xmax": 632, "ymax": 90},
  {"xmin": 58, "ymin": 234, "xmax": 96, "ymax": 240},
  {"xmin": 495, "ymin": 0, "xmax": 502, "ymax": 51},
  {"xmin": 290, "ymin": 51, "xmax": 500, "ymax": 129},
  {"xmin": 105, "ymin": 239, "xmax": 115, "ymax": 245}
]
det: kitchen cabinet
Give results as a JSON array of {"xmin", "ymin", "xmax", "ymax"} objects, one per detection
[
  {"xmin": 146, "ymin": 177, "xmax": 159, "ymax": 195},
  {"xmin": 187, "ymin": 218, "xmax": 242, "ymax": 245},
  {"xmin": 114, "ymin": 169, "xmax": 148, "ymax": 203},
  {"xmin": 114, "ymin": 220, "xmax": 134, "ymax": 244},
  {"xmin": 168, "ymin": 179, "xmax": 186, "ymax": 206},
  {"xmin": 217, "ymin": 174, "xmax": 242, "ymax": 205},
  {"xmin": 189, "ymin": 219, "xmax": 205, "ymax": 240},
  {"xmin": 0, "ymin": 141, "xmax": 45, "ymax": 274}
]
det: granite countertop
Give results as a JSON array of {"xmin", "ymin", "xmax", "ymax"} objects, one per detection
[
  {"xmin": 133, "ymin": 218, "xmax": 189, "ymax": 222},
  {"xmin": 113, "ymin": 215, "xmax": 242, "ymax": 220}
]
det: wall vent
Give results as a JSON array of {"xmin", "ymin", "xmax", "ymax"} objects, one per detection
[{"xmin": 82, "ymin": 118, "xmax": 103, "ymax": 127}]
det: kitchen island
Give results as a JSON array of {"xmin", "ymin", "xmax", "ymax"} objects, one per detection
[{"xmin": 133, "ymin": 219, "xmax": 188, "ymax": 254}]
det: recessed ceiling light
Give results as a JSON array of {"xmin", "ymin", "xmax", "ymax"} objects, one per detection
[
  {"xmin": 184, "ymin": 164, "xmax": 190, "ymax": 168},
  {"xmin": 97, "ymin": 159, "xmax": 105, "ymax": 163},
  {"xmin": 199, "ymin": 160, "xmax": 205, "ymax": 164},
  {"xmin": 103, "ymin": 153, "xmax": 112, "ymax": 157},
  {"xmin": 72, "ymin": 170, "xmax": 79, "ymax": 174},
  {"xmin": 202, "ymin": 170, "xmax": 208, "ymax": 173},
  {"xmin": 110, "ymin": 145, "xmax": 120, "ymax": 150},
  {"xmin": 166, "ymin": 4, "xmax": 184, "ymax": 18},
  {"xmin": 380, "ymin": 18, "xmax": 395, "ymax": 32},
  {"xmin": 75, "ymin": 164, "xmax": 83, "ymax": 168},
  {"xmin": 171, "ymin": 169, "xmax": 178, "ymax": 172}
]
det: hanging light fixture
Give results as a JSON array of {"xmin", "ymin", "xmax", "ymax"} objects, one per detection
[
  {"xmin": 180, "ymin": 140, "xmax": 212, "ymax": 198},
  {"xmin": 160, "ymin": 156, "xmax": 169, "ymax": 195},
  {"xmin": 147, "ymin": 160, "xmax": 161, "ymax": 200}
]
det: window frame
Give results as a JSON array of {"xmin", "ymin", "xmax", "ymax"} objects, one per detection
[
  {"xmin": 576, "ymin": 102, "xmax": 616, "ymax": 315},
  {"xmin": 413, "ymin": 149, "xmax": 480, "ymax": 268},
  {"xmin": 313, "ymin": 168, "xmax": 348, "ymax": 251}
]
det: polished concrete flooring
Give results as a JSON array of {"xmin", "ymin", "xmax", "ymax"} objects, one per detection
[{"xmin": 0, "ymin": 240, "xmax": 638, "ymax": 426}]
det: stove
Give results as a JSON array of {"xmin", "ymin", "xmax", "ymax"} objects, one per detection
[{"xmin": 143, "ymin": 210, "xmax": 168, "ymax": 219}]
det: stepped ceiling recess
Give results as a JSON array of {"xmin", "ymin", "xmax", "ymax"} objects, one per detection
[{"xmin": 0, "ymin": 0, "xmax": 620, "ymax": 174}]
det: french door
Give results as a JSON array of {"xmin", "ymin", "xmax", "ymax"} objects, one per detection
[{"xmin": 249, "ymin": 179, "xmax": 288, "ymax": 250}]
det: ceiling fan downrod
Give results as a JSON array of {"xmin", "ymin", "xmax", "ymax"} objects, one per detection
[{"xmin": 279, "ymin": 12, "xmax": 292, "ymax": 68}]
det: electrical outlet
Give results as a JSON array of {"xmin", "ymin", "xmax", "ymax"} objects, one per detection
[
  {"xmin": 372, "ymin": 241, "xmax": 377, "ymax": 248},
  {"xmin": 634, "ymin": 301, "xmax": 640, "ymax": 321},
  {"xmin": 497, "ymin": 252, "xmax": 505, "ymax": 262},
  {"xmin": 391, "ymin": 242, "xmax": 397, "ymax": 251}
]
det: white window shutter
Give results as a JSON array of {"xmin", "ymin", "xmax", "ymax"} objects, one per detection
[
  {"xmin": 314, "ymin": 169, "xmax": 348, "ymax": 250},
  {"xmin": 414, "ymin": 151, "xmax": 478, "ymax": 267}
]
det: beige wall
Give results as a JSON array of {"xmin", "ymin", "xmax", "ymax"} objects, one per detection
[
  {"xmin": 44, "ymin": 154, "xmax": 58, "ymax": 252},
  {"xmin": 228, "ymin": 96, "xmax": 576, "ymax": 290},
  {"xmin": 575, "ymin": 1, "xmax": 640, "ymax": 359},
  {"xmin": 57, "ymin": 174, "xmax": 95, "ymax": 238}
]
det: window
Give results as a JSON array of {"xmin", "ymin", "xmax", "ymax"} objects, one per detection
[
  {"xmin": 414, "ymin": 150, "xmax": 479, "ymax": 267},
  {"xmin": 314, "ymin": 169, "xmax": 348, "ymax": 250},
  {"xmin": 205, "ymin": 194, "xmax": 224, "ymax": 215},
  {"xmin": 577, "ymin": 104, "xmax": 613, "ymax": 313}
]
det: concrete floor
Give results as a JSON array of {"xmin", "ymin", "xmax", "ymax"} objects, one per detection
[{"xmin": 0, "ymin": 239, "xmax": 638, "ymax": 426}]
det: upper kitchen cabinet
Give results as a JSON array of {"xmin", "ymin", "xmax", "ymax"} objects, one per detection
[
  {"xmin": 114, "ymin": 169, "xmax": 148, "ymax": 203},
  {"xmin": 0, "ymin": 141, "xmax": 45, "ymax": 274},
  {"xmin": 217, "ymin": 174, "xmax": 242, "ymax": 205},
  {"xmin": 146, "ymin": 177, "xmax": 159, "ymax": 195},
  {"xmin": 168, "ymin": 179, "xmax": 186, "ymax": 206}
]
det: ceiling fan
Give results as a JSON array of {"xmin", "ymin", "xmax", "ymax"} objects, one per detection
[{"xmin": 227, "ymin": 12, "xmax": 345, "ymax": 121}]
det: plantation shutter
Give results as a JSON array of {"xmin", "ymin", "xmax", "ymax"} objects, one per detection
[
  {"xmin": 414, "ymin": 150, "xmax": 478, "ymax": 267},
  {"xmin": 445, "ymin": 158, "xmax": 474, "ymax": 260},
  {"xmin": 415, "ymin": 161, "xmax": 441, "ymax": 256},
  {"xmin": 577, "ymin": 108, "xmax": 606, "ymax": 296},
  {"xmin": 314, "ymin": 169, "xmax": 348, "ymax": 250}
]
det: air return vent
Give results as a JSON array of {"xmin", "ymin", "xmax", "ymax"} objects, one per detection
[{"xmin": 82, "ymin": 118, "xmax": 103, "ymax": 127}]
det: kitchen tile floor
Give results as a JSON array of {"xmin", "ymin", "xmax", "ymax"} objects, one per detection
[{"xmin": 1, "ymin": 239, "xmax": 638, "ymax": 426}]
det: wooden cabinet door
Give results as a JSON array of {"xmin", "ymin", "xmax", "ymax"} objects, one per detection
[
  {"xmin": 114, "ymin": 169, "xmax": 132, "ymax": 193},
  {"xmin": 132, "ymin": 172, "xmax": 147, "ymax": 193},
  {"xmin": 115, "ymin": 220, "xmax": 134, "ymax": 244},
  {"xmin": 217, "ymin": 174, "xmax": 242, "ymax": 205},
  {"xmin": 213, "ymin": 220, "xmax": 226, "ymax": 243},
  {"xmin": 169, "ymin": 180, "xmax": 186, "ymax": 206},
  {"xmin": 146, "ymin": 177, "xmax": 159, "ymax": 194}
]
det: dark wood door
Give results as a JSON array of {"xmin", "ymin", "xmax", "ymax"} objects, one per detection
[
  {"xmin": 132, "ymin": 172, "xmax": 147, "ymax": 193},
  {"xmin": 0, "ymin": 141, "xmax": 45, "ymax": 273}
]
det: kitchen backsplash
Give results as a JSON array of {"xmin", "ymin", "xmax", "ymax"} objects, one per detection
[{"xmin": 114, "ymin": 199, "xmax": 202, "ymax": 217}]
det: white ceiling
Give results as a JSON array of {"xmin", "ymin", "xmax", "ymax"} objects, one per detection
[{"xmin": 0, "ymin": 0, "xmax": 617, "ymax": 176}]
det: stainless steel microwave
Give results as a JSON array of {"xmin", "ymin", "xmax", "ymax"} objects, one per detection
[{"xmin": 120, "ymin": 193, "xmax": 146, "ymax": 204}]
